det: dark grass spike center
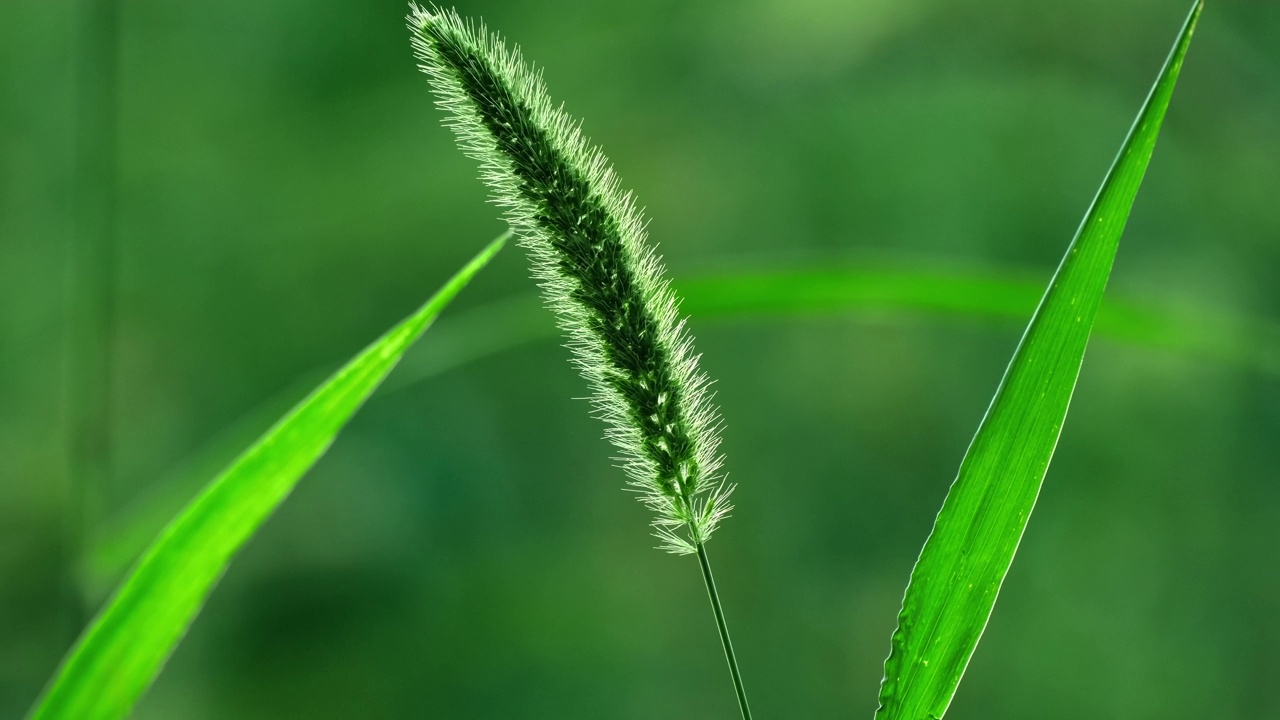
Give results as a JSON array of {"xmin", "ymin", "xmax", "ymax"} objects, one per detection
[{"xmin": 408, "ymin": 5, "xmax": 731, "ymax": 554}]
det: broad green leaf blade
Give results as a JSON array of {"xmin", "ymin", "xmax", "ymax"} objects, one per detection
[
  {"xmin": 875, "ymin": 4, "xmax": 1202, "ymax": 719},
  {"xmin": 30, "ymin": 233, "xmax": 508, "ymax": 720}
]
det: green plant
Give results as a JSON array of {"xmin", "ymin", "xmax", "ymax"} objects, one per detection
[
  {"xmin": 407, "ymin": 2, "xmax": 1201, "ymax": 716},
  {"xmin": 26, "ymin": 1, "xmax": 1203, "ymax": 717},
  {"xmin": 408, "ymin": 5, "xmax": 750, "ymax": 716}
]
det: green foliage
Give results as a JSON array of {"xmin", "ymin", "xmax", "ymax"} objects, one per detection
[
  {"xmin": 875, "ymin": 3, "xmax": 1203, "ymax": 718},
  {"xmin": 18, "ymin": 1, "xmax": 1213, "ymax": 718},
  {"xmin": 28, "ymin": 235, "xmax": 506, "ymax": 720}
]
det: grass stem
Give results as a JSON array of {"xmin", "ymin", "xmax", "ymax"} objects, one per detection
[
  {"xmin": 66, "ymin": 0, "xmax": 121, "ymax": 633},
  {"xmin": 695, "ymin": 542, "xmax": 752, "ymax": 720}
]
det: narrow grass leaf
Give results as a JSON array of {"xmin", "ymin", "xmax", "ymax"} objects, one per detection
[
  {"xmin": 29, "ymin": 233, "xmax": 507, "ymax": 720},
  {"xmin": 875, "ymin": 4, "xmax": 1202, "ymax": 719}
]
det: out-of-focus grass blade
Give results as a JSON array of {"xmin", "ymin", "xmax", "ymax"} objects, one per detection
[
  {"xmin": 85, "ymin": 268, "xmax": 1280, "ymax": 595},
  {"xmin": 387, "ymin": 264, "xmax": 1279, "ymax": 390},
  {"xmin": 875, "ymin": 4, "xmax": 1202, "ymax": 719},
  {"xmin": 29, "ymin": 234, "xmax": 508, "ymax": 720}
]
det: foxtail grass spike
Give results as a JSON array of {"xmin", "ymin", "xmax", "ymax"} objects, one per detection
[
  {"xmin": 408, "ymin": 8, "xmax": 753, "ymax": 717},
  {"xmin": 407, "ymin": 5, "xmax": 731, "ymax": 555}
]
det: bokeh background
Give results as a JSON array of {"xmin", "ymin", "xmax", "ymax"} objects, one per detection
[{"xmin": 3, "ymin": 0, "xmax": 1278, "ymax": 717}]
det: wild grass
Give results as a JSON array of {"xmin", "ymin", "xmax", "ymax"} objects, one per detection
[
  {"xmin": 26, "ymin": 2, "xmax": 1202, "ymax": 718},
  {"xmin": 408, "ymin": 5, "xmax": 750, "ymax": 714}
]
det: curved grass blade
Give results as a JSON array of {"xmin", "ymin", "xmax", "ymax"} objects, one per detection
[
  {"xmin": 875, "ymin": 3, "xmax": 1202, "ymax": 719},
  {"xmin": 29, "ymin": 233, "xmax": 508, "ymax": 720},
  {"xmin": 387, "ymin": 262, "xmax": 1280, "ymax": 391},
  {"xmin": 85, "ymin": 272, "xmax": 1280, "ymax": 595},
  {"xmin": 85, "ymin": 257, "xmax": 1280, "ymax": 594}
]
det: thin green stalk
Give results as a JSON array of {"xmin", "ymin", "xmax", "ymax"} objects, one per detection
[
  {"xmin": 66, "ymin": 0, "xmax": 120, "ymax": 634},
  {"xmin": 696, "ymin": 542, "xmax": 752, "ymax": 720}
]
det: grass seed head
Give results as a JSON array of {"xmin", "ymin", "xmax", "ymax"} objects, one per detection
[{"xmin": 408, "ymin": 4, "xmax": 733, "ymax": 553}]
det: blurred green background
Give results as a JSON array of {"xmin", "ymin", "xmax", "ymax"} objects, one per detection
[{"xmin": 3, "ymin": 0, "xmax": 1278, "ymax": 717}]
